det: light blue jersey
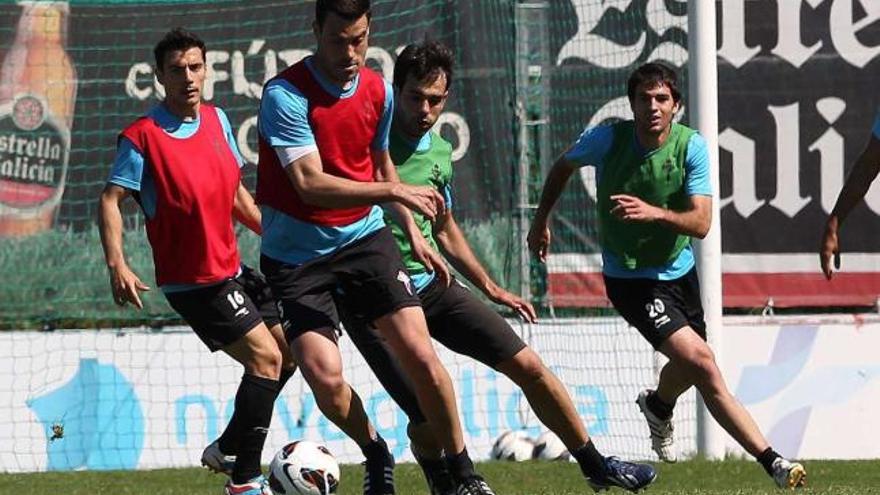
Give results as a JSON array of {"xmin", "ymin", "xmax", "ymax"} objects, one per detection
[
  {"xmin": 565, "ymin": 123, "xmax": 712, "ymax": 280},
  {"xmin": 258, "ymin": 57, "xmax": 394, "ymax": 266}
]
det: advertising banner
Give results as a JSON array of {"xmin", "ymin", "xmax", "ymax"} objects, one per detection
[
  {"xmin": 0, "ymin": 319, "xmax": 697, "ymax": 472},
  {"xmin": 721, "ymin": 315, "xmax": 880, "ymax": 459},
  {"xmin": 545, "ymin": 0, "xmax": 880, "ymax": 308},
  {"xmin": 0, "ymin": 0, "xmax": 520, "ymax": 325},
  {"xmin": 1, "ymin": 0, "xmax": 878, "ymax": 324},
  {"xmin": 4, "ymin": 314, "xmax": 879, "ymax": 472}
]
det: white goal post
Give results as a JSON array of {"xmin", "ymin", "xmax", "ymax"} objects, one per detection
[{"xmin": 689, "ymin": 0, "xmax": 725, "ymax": 460}]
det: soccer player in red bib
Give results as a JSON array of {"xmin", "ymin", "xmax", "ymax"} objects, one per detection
[
  {"xmin": 256, "ymin": 1, "xmax": 493, "ymax": 494},
  {"xmin": 99, "ymin": 29, "xmax": 293, "ymax": 495}
]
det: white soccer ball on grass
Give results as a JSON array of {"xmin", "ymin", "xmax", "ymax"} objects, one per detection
[
  {"xmin": 531, "ymin": 431, "xmax": 571, "ymax": 461},
  {"xmin": 490, "ymin": 430, "xmax": 536, "ymax": 461},
  {"xmin": 268, "ymin": 440, "xmax": 340, "ymax": 495}
]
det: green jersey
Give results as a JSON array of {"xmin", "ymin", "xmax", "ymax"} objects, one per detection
[
  {"xmin": 597, "ymin": 121, "xmax": 695, "ymax": 269},
  {"xmin": 387, "ymin": 130, "xmax": 454, "ymax": 277}
]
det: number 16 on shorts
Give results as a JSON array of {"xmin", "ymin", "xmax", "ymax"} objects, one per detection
[{"xmin": 226, "ymin": 289, "xmax": 250, "ymax": 318}]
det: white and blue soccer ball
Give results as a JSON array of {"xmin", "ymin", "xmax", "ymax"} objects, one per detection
[
  {"xmin": 490, "ymin": 430, "xmax": 536, "ymax": 461},
  {"xmin": 268, "ymin": 440, "xmax": 340, "ymax": 495},
  {"xmin": 531, "ymin": 431, "xmax": 571, "ymax": 461}
]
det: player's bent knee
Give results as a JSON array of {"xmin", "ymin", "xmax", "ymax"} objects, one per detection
[
  {"xmin": 310, "ymin": 374, "xmax": 347, "ymax": 405},
  {"xmin": 409, "ymin": 343, "xmax": 442, "ymax": 366},
  {"xmin": 395, "ymin": 342, "xmax": 445, "ymax": 378},
  {"xmin": 255, "ymin": 347, "xmax": 284, "ymax": 378},
  {"xmin": 247, "ymin": 338, "xmax": 283, "ymax": 377},
  {"xmin": 409, "ymin": 361, "xmax": 445, "ymax": 390},
  {"xmin": 298, "ymin": 359, "xmax": 345, "ymax": 395},
  {"xmin": 673, "ymin": 336, "xmax": 716, "ymax": 367},
  {"xmin": 693, "ymin": 347, "xmax": 717, "ymax": 373},
  {"xmin": 231, "ymin": 326, "xmax": 284, "ymax": 378},
  {"xmin": 685, "ymin": 351, "xmax": 722, "ymax": 388},
  {"xmin": 500, "ymin": 348, "xmax": 545, "ymax": 384}
]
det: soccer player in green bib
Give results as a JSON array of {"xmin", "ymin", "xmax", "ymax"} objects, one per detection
[
  {"xmin": 528, "ymin": 62, "xmax": 806, "ymax": 489},
  {"xmin": 338, "ymin": 41, "xmax": 656, "ymax": 495}
]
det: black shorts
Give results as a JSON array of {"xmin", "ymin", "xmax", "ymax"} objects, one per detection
[
  {"xmin": 237, "ymin": 265, "xmax": 281, "ymax": 328},
  {"xmin": 261, "ymin": 227, "xmax": 421, "ymax": 342},
  {"xmin": 603, "ymin": 267, "xmax": 706, "ymax": 350},
  {"xmin": 165, "ymin": 265, "xmax": 280, "ymax": 352},
  {"xmin": 341, "ymin": 277, "xmax": 527, "ymax": 424}
]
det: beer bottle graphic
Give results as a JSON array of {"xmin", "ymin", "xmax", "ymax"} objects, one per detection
[{"xmin": 0, "ymin": 1, "xmax": 77, "ymax": 236}]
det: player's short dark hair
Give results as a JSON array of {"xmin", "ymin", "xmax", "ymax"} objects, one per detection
[
  {"xmin": 393, "ymin": 40, "xmax": 454, "ymax": 91},
  {"xmin": 627, "ymin": 62, "xmax": 681, "ymax": 103},
  {"xmin": 154, "ymin": 28, "xmax": 206, "ymax": 71},
  {"xmin": 316, "ymin": 0, "xmax": 371, "ymax": 28}
]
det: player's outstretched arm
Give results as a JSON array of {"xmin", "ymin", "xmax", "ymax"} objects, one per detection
[
  {"xmin": 284, "ymin": 151, "xmax": 394, "ymax": 208},
  {"xmin": 820, "ymin": 135, "xmax": 880, "ymax": 279},
  {"xmin": 233, "ymin": 182, "xmax": 262, "ymax": 235},
  {"xmin": 528, "ymin": 155, "xmax": 579, "ymax": 263},
  {"xmin": 435, "ymin": 212, "xmax": 537, "ymax": 322},
  {"xmin": 283, "ymin": 151, "xmax": 445, "ymax": 221},
  {"xmin": 98, "ymin": 184, "xmax": 150, "ymax": 309}
]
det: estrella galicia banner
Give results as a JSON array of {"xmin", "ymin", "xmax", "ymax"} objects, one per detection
[{"xmin": 0, "ymin": 0, "xmax": 517, "ymax": 235}]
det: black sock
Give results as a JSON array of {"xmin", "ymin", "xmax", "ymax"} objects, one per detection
[
  {"xmin": 445, "ymin": 448, "xmax": 476, "ymax": 481},
  {"xmin": 362, "ymin": 434, "xmax": 392, "ymax": 461},
  {"xmin": 219, "ymin": 368, "xmax": 294, "ymax": 456},
  {"xmin": 416, "ymin": 452, "xmax": 447, "ymax": 475},
  {"xmin": 362, "ymin": 434, "xmax": 395, "ymax": 494},
  {"xmin": 646, "ymin": 391, "xmax": 675, "ymax": 420},
  {"xmin": 756, "ymin": 447, "xmax": 782, "ymax": 476},
  {"xmin": 571, "ymin": 441, "xmax": 607, "ymax": 479},
  {"xmin": 217, "ymin": 416, "xmax": 240, "ymax": 455},
  {"xmin": 417, "ymin": 452, "xmax": 455, "ymax": 493},
  {"xmin": 231, "ymin": 374, "xmax": 279, "ymax": 484}
]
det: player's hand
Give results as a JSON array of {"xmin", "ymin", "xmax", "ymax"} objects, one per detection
[
  {"xmin": 527, "ymin": 220, "xmax": 551, "ymax": 263},
  {"xmin": 488, "ymin": 287, "xmax": 537, "ymax": 323},
  {"xmin": 819, "ymin": 217, "xmax": 841, "ymax": 280},
  {"xmin": 393, "ymin": 183, "xmax": 446, "ymax": 221},
  {"xmin": 610, "ymin": 194, "xmax": 664, "ymax": 223},
  {"xmin": 410, "ymin": 233, "xmax": 451, "ymax": 287},
  {"xmin": 109, "ymin": 264, "xmax": 150, "ymax": 309}
]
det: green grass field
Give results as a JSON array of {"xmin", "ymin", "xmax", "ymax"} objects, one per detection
[{"xmin": 2, "ymin": 459, "xmax": 878, "ymax": 494}]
